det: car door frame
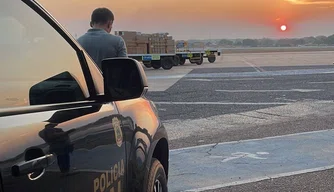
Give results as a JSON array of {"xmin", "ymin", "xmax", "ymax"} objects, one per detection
[{"xmin": 17, "ymin": 0, "xmax": 130, "ymax": 191}]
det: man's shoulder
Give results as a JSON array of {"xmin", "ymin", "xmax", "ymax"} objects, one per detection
[
  {"xmin": 105, "ymin": 34, "xmax": 124, "ymax": 42},
  {"xmin": 76, "ymin": 33, "xmax": 88, "ymax": 43},
  {"xmin": 103, "ymin": 34, "xmax": 126, "ymax": 48}
]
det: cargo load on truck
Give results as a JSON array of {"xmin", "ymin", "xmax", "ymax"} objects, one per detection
[{"xmin": 115, "ymin": 31, "xmax": 177, "ymax": 70}]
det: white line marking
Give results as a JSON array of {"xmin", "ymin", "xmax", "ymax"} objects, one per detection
[
  {"xmin": 147, "ymin": 75, "xmax": 185, "ymax": 80},
  {"xmin": 323, "ymin": 71, "xmax": 334, "ymax": 74},
  {"xmin": 170, "ymin": 129, "xmax": 332, "ymax": 152},
  {"xmin": 186, "ymin": 78, "xmax": 274, "ymax": 81},
  {"xmin": 186, "ymin": 79, "xmax": 212, "ymax": 82},
  {"xmin": 221, "ymin": 152, "xmax": 269, "ymax": 163},
  {"xmin": 242, "ymin": 60, "xmax": 264, "ymax": 72},
  {"xmin": 256, "ymin": 152, "xmax": 270, "ymax": 155},
  {"xmin": 225, "ymin": 78, "xmax": 273, "ymax": 81},
  {"xmin": 276, "ymin": 98, "xmax": 298, "ymax": 102},
  {"xmin": 183, "ymin": 164, "xmax": 334, "ymax": 192},
  {"xmin": 216, "ymin": 89, "xmax": 323, "ymax": 93},
  {"xmin": 309, "ymin": 81, "xmax": 334, "ymax": 84},
  {"xmin": 155, "ymin": 102, "xmax": 291, "ymax": 105}
]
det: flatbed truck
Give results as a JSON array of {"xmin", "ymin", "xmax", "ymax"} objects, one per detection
[{"xmin": 120, "ymin": 32, "xmax": 222, "ymax": 69}]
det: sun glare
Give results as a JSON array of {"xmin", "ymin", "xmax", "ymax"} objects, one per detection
[{"xmin": 280, "ymin": 25, "xmax": 287, "ymax": 31}]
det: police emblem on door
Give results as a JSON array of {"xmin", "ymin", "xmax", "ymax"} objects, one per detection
[{"xmin": 112, "ymin": 117, "xmax": 123, "ymax": 147}]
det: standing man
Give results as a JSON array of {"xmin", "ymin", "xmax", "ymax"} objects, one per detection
[{"xmin": 77, "ymin": 8, "xmax": 127, "ymax": 69}]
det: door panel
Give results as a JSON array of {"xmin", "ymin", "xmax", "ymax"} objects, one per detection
[{"xmin": 0, "ymin": 102, "xmax": 127, "ymax": 192}]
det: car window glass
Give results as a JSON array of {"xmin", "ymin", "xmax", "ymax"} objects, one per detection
[{"xmin": 0, "ymin": 1, "xmax": 89, "ymax": 109}]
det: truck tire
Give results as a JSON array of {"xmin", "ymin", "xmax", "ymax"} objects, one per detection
[
  {"xmin": 208, "ymin": 56, "xmax": 216, "ymax": 63},
  {"xmin": 146, "ymin": 158, "xmax": 168, "ymax": 192},
  {"xmin": 196, "ymin": 56, "xmax": 203, "ymax": 65},
  {"xmin": 143, "ymin": 62, "xmax": 152, "ymax": 68},
  {"xmin": 179, "ymin": 58, "xmax": 186, "ymax": 65},
  {"xmin": 144, "ymin": 64, "xmax": 152, "ymax": 68},
  {"xmin": 189, "ymin": 58, "xmax": 197, "ymax": 64},
  {"xmin": 152, "ymin": 61, "xmax": 161, "ymax": 69},
  {"xmin": 161, "ymin": 57, "xmax": 173, "ymax": 70},
  {"xmin": 173, "ymin": 56, "xmax": 180, "ymax": 66}
]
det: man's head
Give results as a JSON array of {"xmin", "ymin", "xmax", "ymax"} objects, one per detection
[{"xmin": 90, "ymin": 8, "xmax": 114, "ymax": 33}]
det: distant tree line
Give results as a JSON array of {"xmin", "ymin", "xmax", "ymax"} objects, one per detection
[{"xmin": 215, "ymin": 34, "xmax": 334, "ymax": 47}]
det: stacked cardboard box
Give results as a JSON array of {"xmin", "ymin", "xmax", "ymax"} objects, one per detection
[
  {"xmin": 115, "ymin": 31, "xmax": 176, "ymax": 54},
  {"xmin": 166, "ymin": 38, "xmax": 175, "ymax": 53}
]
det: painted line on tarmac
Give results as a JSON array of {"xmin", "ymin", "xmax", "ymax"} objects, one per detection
[
  {"xmin": 242, "ymin": 59, "xmax": 265, "ymax": 72},
  {"xmin": 147, "ymin": 68, "xmax": 334, "ymax": 80},
  {"xmin": 323, "ymin": 71, "xmax": 334, "ymax": 74},
  {"xmin": 170, "ymin": 129, "xmax": 331, "ymax": 152},
  {"xmin": 185, "ymin": 77, "xmax": 274, "ymax": 82},
  {"xmin": 216, "ymin": 89, "xmax": 323, "ymax": 93},
  {"xmin": 183, "ymin": 164, "xmax": 334, "ymax": 192},
  {"xmin": 155, "ymin": 101, "xmax": 291, "ymax": 105},
  {"xmin": 225, "ymin": 77, "xmax": 274, "ymax": 81},
  {"xmin": 308, "ymin": 81, "xmax": 334, "ymax": 84},
  {"xmin": 185, "ymin": 79, "xmax": 213, "ymax": 82},
  {"xmin": 147, "ymin": 75, "xmax": 185, "ymax": 80}
]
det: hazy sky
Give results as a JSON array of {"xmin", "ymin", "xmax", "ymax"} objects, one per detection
[{"xmin": 38, "ymin": 0, "xmax": 334, "ymax": 40}]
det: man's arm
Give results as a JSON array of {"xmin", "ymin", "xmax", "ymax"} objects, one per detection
[{"xmin": 117, "ymin": 36, "xmax": 128, "ymax": 57}]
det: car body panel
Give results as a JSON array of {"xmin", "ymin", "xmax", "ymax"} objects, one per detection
[
  {"xmin": 115, "ymin": 99, "xmax": 168, "ymax": 191},
  {"xmin": 0, "ymin": 102, "xmax": 127, "ymax": 192}
]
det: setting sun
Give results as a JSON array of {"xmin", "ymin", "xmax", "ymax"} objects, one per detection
[{"xmin": 280, "ymin": 25, "xmax": 287, "ymax": 31}]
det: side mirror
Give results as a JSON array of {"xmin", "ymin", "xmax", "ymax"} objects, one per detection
[
  {"xmin": 29, "ymin": 71, "xmax": 86, "ymax": 105},
  {"xmin": 101, "ymin": 58, "xmax": 148, "ymax": 101}
]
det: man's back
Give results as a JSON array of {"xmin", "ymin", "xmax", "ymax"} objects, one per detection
[{"xmin": 77, "ymin": 28, "xmax": 127, "ymax": 68}]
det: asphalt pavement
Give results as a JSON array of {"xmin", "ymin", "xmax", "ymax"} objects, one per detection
[
  {"xmin": 147, "ymin": 65, "xmax": 334, "ymax": 122},
  {"xmin": 145, "ymin": 52, "xmax": 334, "ymax": 192}
]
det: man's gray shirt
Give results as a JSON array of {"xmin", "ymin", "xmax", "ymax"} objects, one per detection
[{"xmin": 77, "ymin": 28, "xmax": 127, "ymax": 69}]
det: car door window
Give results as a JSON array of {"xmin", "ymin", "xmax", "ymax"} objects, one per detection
[{"xmin": 0, "ymin": 1, "xmax": 89, "ymax": 109}]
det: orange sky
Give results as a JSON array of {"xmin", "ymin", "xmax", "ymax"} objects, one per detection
[{"xmin": 38, "ymin": 0, "xmax": 334, "ymax": 39}]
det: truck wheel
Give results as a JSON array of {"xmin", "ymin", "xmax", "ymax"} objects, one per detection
[
  {"xmin": 179, "ymin": 58, "xmax": 186, "ymax": 65},
  {"xmin": 143, "ymin": 61, "xmax": 152, "ymax": 68},
  {"xmin": 144, "ymin": 64, "xmax": 152, "ymax": 68},
  {"xmin": 174, "ymin": 56, "xmax": 180, "ymax": 66},
  {"xmin": 147, "ymin": 158, "xmax": 168, "ymax": 192},
  {"xmin": 196, "ymin": 56, "xmax": 203, "ymax": 65},
  {"xmin": 208, "ymin": 56, "xmax": 216, "ymax": 63},
  {"xmin": 152, "ymin": 61, "xmax": 161, "ymax": 69},
  {"xmin": 161, "ymin": 57, "xmax": 173, "ymax": 70},
  {"xmin": 189, "ymin": 59, "xmax": 197, "ymax": 64}
]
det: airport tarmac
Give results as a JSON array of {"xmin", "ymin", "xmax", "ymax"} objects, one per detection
[{"xmin": 144, "ymin": 51, "xmax": 334, "ymax": 191}]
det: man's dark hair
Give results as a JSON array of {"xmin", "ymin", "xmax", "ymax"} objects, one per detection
[{"xmin": 91, "ymin": 8, "xmax": 114, "ymax": 25}]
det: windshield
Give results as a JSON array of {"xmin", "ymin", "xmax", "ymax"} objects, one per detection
[{"xmin": 38, "ymin": 0, "xmax": 334, "ymax": 191}]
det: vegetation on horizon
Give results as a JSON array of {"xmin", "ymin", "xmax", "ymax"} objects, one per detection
[{"xmin": 188, "ymin": 34, "xmax": 334, "ymax": 47}]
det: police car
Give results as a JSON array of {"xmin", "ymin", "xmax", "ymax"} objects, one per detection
[{"xmin": 0, "ymin": 1, "xmax": 169, "ymax": 192}]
